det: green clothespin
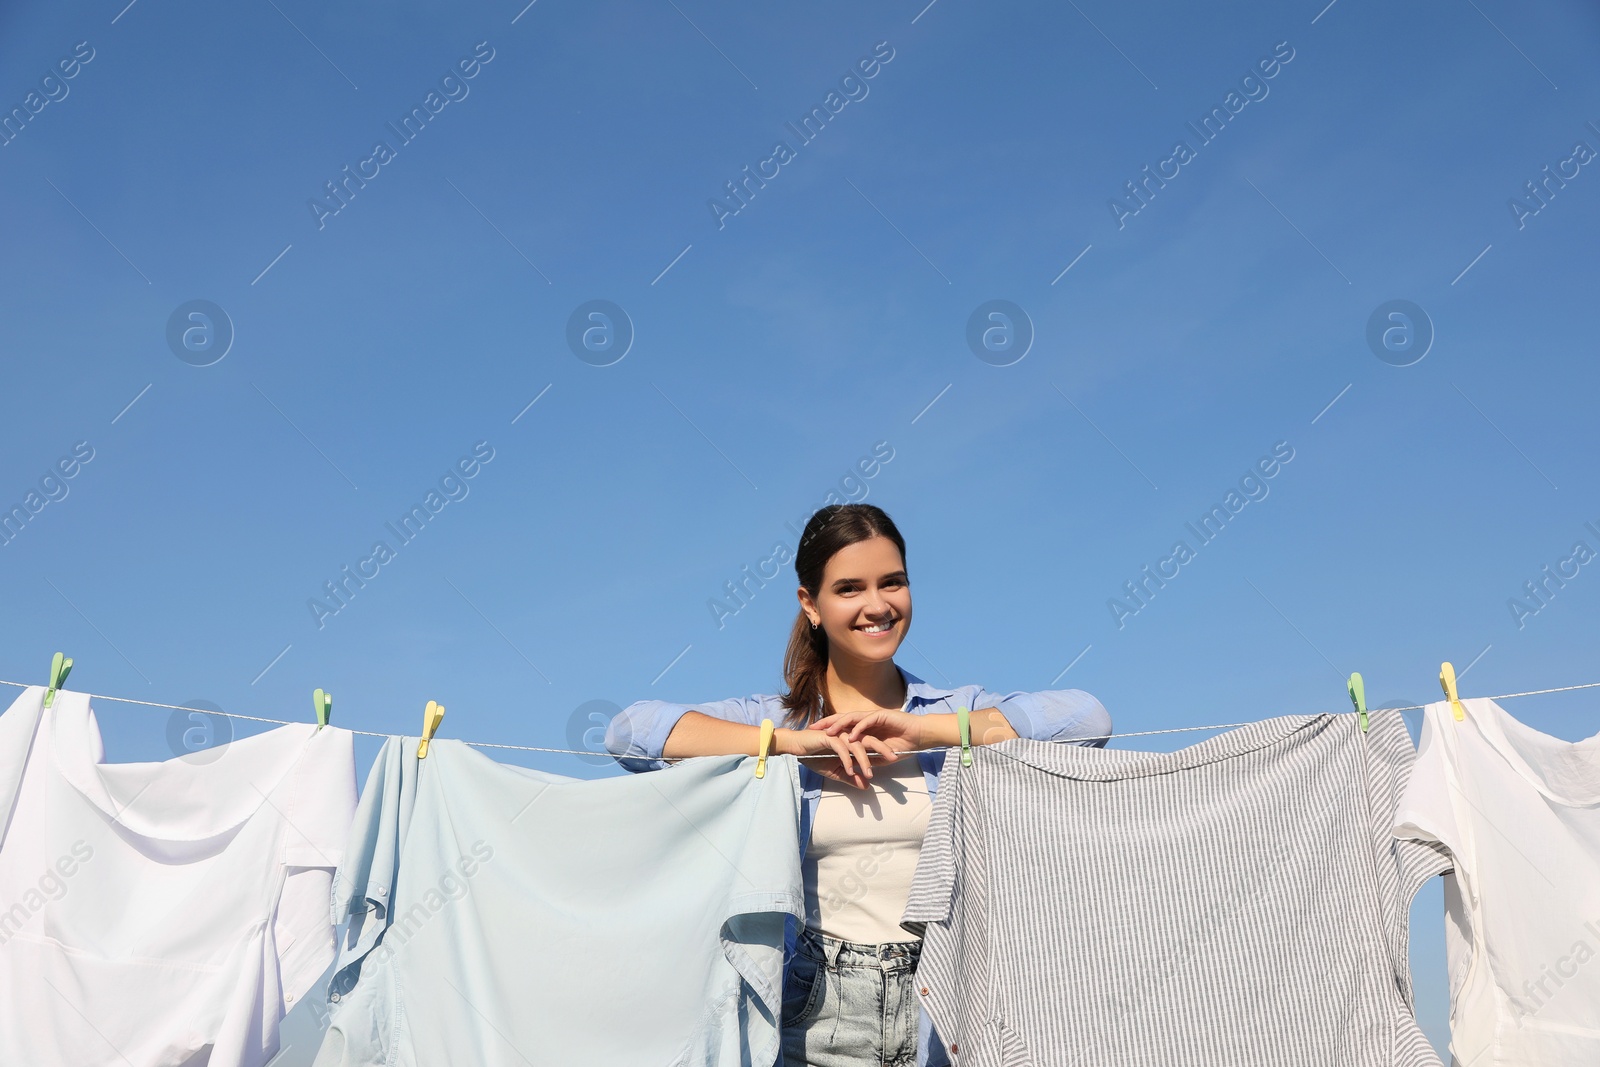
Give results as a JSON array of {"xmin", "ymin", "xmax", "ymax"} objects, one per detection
[
  {"xmin": 313, "ymin": 688, "xmax": 332, "ymax": 729},
  {"xmin": 1347, "ymin": 672, "xmax": 1368, "ymax": 733},
  {"xmin": 44, "ymin": 652, "xmax": 73, "ymax": 709},
  {"xmin": 956, "ymin": 705, "xmax": 973, "ymax": 766}
]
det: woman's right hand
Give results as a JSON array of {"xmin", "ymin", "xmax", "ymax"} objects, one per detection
[{"xmin": 775, "ymin": 724, "xmax": 897, "ymax": 790}]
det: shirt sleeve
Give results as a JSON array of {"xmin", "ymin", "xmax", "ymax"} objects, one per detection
[
  {"xmin": 329, "ymin": 737, "xmax": 412, "ymax": 970},
  {"xmin": 282, "ymin": 726, "xmax": 359, "ymax": 870},
  {"xmin": 604, "ymin": 696, "xmax": 769, "ymax": 773},
  {"xmin": 0, "ymin": 687, "xmax": 46, "ymax": 845},
  {"xmin": 1371, "ymin": 708, "xmax": 1454, "ymax": 1017},
  {"xmin": 276, "ymin": 726, "xmax": 360, "ymax": 1010},
  {"xmin": 1389, "ymin": 705, "xmax": 1467, "ymax": 1006},
  {"xmin": 901, "ymin": 750, "xmax": 961, "ymax": 933},
  {"xmin": 318, "ymin": 736, "xmax": 414, "ymax": 1067},
  {"xmin": 900, "ymin": 754, "xmax": 1001, "ymax": 1063},
  {"xmin": 976, "ymin": 687, "xmax": 1112, "ymax": 748},
  {"xmin": 1391, "ymin": 704, "xmax": 1460, "ymax": 856}
]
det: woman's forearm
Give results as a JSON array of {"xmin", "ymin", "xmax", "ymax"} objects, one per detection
[
  {"xmin": 662, "ymin": 711, "xmax": 820, "ymax": 759},
  {"xmin": 917, "ymin": 707, "xmax": 1016, "ymax": 748},
  {"xmin": 660, "ymin": 711, "xmax": 768, "ymax": 758},
  {"xmin": 660, "ymin": 707, "xmax": 1019, "ymax": 760}
]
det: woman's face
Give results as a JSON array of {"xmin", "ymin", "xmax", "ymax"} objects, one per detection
[{"xmin": 800, "ymin": 536, "xmax": 912, "ymax": 666}]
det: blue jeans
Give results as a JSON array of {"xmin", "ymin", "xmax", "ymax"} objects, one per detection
[{"xmin": 781, "ymin": 928, "xmax": 933, "ymax": 1067}]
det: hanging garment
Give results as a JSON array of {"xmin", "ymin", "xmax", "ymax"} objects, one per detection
[
  {"xmin": 901, "ymin": 710, "xmax": 1449, "ymax": 1066},
  {"xmin": 313, "ymin": 737, "xmax": 804, "ymax": 1067},
  {"xmin": 0, "ymin": 686, "xmax": 357, "ymax": 1067},
  {"xmin": 1393, "ymin": 697, "xmax": 1600, "ymax": 1065}
]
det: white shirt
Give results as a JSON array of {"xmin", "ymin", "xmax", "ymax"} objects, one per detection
[
  {"xmin": 1393, "ymin": 697, "xmax": 1600, "ymax": 1066},
  {"xmin": 0, "ymin": 686, "xmax": 357, "ymax": 1066},
  {"xmin": 804, "ymin": 754, "xmax": 932, "ymax": 943}
]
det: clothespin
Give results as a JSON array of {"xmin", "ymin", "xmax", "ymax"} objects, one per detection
[
  {"xmin": 1347, "ymin": 673, "xmax": 1368, "ymax": 733},
  {"xmin": 956, "ymin": 705, "xmax": 973, "ymax": 766},
  {"xmin": 755, "ymin": 719, "xmax": 774, "ymax": 778},
  {"xmin": 312, "ymin": 688, "xmax": 332, "ymax": 730},
  {"xmin": 44, "ymin": 652, "xmax": 73, "ymax": 709},
  {"xmin": 1438, "ymin": 662, "xmax": 1465, "ymax": 722},
  {"xmin": 417, "ymin": 700, "xmax": 445, "ymax": 758}
]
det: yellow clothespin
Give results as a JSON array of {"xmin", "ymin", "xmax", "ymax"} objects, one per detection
[
  {"xmin": 1347, "ymin": 673, "xmax": 1368, "ymax": 733},
  {"xmin": 418, "ymin": 700, "xmax": 445, "ymax": 758},
  {"xmin": 44, "ymin": 652, "xmax": 73, "ymax": 709},
  {"xmin": 313, "ymin": 688, "xmax": 332, "ymax": 730},
  {"xmin": 956, "ymin": 705, "xmax": 973, "ymax": 766},
  {"xmin": 755, "ymin": 718, "xmax": 774, "ymax": 778},
  {"xmin": 1438, "ymin": 662, "xmax": 1465, "ymax": 722}
]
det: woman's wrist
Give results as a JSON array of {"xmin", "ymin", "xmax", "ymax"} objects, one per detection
[{"xmin": 918, "ymin": 713, "xmax": 959, "ymax": 749}]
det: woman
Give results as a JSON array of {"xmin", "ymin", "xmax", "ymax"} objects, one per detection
[{"xmin": 606, "ymin": 504, "xmax": 1111, "ymax": 1067}]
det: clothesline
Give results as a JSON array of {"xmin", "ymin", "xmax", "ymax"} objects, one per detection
[{"xmin": 2, "ymin": 677, "xmax": 1596, "ymax": 760}]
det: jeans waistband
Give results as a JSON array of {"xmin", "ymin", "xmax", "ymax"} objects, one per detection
[{"xmin": 797, "ymin": 927, "xmax": 923, "ymax": 971}]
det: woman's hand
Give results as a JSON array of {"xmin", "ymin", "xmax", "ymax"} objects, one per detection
[
  {"xmin": 810, "ymin": 710, "xmax": 927, "ymax": 763},
  {"xmin": 815, "ymin": 707, "xmax": 1019, "ymax": 754},
  {"xmin": 776, "ymin": 722, "xmax": 899, "ymax": 790}
]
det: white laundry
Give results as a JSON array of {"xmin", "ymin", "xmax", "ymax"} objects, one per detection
[
  {"xmin": 1393, "ymin": 696, "xmax": 1600, "ymax": 1066},
  {"xmin": 0, "ymin": 686, "xmax": 357, "ymax": 1066}
]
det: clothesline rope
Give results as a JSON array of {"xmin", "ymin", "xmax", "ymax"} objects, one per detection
[{"xmin": 1, "ymin": 677, "xmax": 1595, "ymax": 759}]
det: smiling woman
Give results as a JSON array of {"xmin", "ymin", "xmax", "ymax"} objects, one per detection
[{"xmin": 604, "ymin": 503, "xmax": 1112, "ymax": 1067}]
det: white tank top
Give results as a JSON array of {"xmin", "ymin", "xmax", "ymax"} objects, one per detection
[{"xmin": 803, "ymin": 755, "xmax": 932, "ymax": 943}]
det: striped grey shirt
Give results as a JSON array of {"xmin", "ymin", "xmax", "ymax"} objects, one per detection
[{"xmin": 902, "ymin": 710, "xmax": 1450, "ymax": 1066}]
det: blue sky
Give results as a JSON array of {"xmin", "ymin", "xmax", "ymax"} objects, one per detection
[{"xmin": 3, "ymin": 0, "xmax": 1598, "ymax": 1057}]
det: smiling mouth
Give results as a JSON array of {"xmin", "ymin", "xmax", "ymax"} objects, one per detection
[{"xmin": 857, "ymin": 619, "xmax": 897, "ymax": 634}]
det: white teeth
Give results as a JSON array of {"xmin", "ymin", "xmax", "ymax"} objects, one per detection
[{"xmin": 861, "ymin": 621, "xmax": 894, "ymax": 633}]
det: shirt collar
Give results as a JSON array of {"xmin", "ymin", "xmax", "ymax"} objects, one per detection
[{"xmin": 896, "ymin": 663, "xmax": 958, "ymax": 706}]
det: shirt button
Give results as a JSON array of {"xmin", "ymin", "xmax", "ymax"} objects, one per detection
[
  {"xmin": 331, "ymin": 993, "xmax": 342, "ymax": 1003},
  {"xmin": 919, "ymin": 986, "xmax": 930, "ymax": 996},
  {"xmin": 951, "ymin": 1043, "xmax": 959, "ymax": 1054}
]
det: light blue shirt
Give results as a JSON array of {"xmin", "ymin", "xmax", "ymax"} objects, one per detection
[
  {"xmin": 605, "ymin": 665, "xmax": 1112, "ymax": 1067},
  {"xmin": 316, "ymin": 736, "xmax": 805, "ymax": 1067}
]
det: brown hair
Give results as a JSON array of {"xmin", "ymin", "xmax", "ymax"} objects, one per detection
[{"xmin": 779, "ymin": 503, "xmax": 907, "ymax": 728}]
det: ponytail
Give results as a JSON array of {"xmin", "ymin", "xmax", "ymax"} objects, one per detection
[{"xmin": 780, "ymin": 610, "xmax": 829, "ymax": 729}]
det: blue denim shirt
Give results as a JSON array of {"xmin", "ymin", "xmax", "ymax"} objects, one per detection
[{"xmin": 605, "ymin": 665, "xmax": 1112, "ymax": 1067}]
